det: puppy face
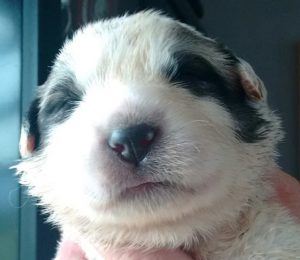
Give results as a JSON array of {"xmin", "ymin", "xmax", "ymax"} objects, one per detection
[{"xmin": 17, "ymin": 11, "xmax": 281, "ymax": 248}]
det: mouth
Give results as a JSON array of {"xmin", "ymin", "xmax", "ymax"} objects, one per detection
[{"xmin": 119, "ymin": 181, "xmax": 168, "ymax": 199}]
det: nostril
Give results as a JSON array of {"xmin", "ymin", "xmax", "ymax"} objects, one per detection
[
  {"xmin": 110, "ymin": 143, "xmax": 125, "ymax": 153},
  {"xmin": 107, "ymin": 124, "xmax": 157, "ymax": 165},
  {"xmin": 140, "ymin": 130, "xmax": 155, "ymax": 147},
  {"xmin": 108, "ymin": 132, "xmax": 127, "ymax": 154}
]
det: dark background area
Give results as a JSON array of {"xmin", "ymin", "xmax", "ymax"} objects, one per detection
[
  {"xmin": 201, "ymin": 0, "xmax": 300, "ymax": 180},
  {"xmin": 0, "ymin": 1, "xmax": 299, "ymax": 259}
]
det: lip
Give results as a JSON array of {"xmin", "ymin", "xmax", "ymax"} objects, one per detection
[{"xmin": 119, "ymin": 181, "xmax": 166, "ymax": 198}]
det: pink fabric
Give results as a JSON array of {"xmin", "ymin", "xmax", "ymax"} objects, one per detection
[
  {"xmin": 271, "ymin": 169, "xmax": 300, "ymax": 219},
  {"xmin": 56, "ymin": 240, "xmax": 87, "ymax": 260},
  {"xmin": 103, "ymin": 249, "xmax": 195, "ymax": 260}
]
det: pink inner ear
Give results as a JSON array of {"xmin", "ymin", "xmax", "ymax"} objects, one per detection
[
  {"xmin": 241, "ymin": 79, "xmax": 263, "ymax": 100},
  {"xmin": 26, "ymin": 135, "xmax": 36, "ymax": 153}
]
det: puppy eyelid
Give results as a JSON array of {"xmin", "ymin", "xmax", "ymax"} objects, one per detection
[
  {"xmin": 40, "ymin": 82, "xmax": 82, "ymax": 124},
  {"xmin": 167, "ymin": 53, "xmax": 222, "ymax": 85}
]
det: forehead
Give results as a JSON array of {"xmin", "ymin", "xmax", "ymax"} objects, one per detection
[{"xmin": 55, "ymin": 11, "xmax": 224, "ymax": 86}]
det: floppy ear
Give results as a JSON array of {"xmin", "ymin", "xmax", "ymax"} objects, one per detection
[
  {"xmin": 237, "ymin": 58, "xmax": 267, "ymax": 102},
  {"xmin": 19, "ymin": 98, "xmax": 41, "ymax": 158}
]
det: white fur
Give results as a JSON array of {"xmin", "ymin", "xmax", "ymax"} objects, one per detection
[{"xmin": 16, "ymin": 11, "xmax": 300, "ymax": 259}]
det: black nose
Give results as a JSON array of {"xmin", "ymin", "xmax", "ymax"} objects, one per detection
[{"xmin": 108, "ymin": 124, "xmax": 157, "ymax": 165}]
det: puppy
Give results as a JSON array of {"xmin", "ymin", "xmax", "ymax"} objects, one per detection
[{"xmin": 16, "ymin": 11, "xmax": 300, "ymax": 259}]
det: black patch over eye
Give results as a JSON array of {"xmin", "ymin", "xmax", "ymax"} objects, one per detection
[
  {"xmin": 23, "ymin": 97, "xmax": 41, "ymax": 151},
  {"xmin": 165, "ymin": 52, "xmax": 271, "ymax": 143},
  {"xmin": 40, "ymin": 80, "xmax": 82, "ymax": 126},
  {"xmin": 169, "ymin": 53, "xmax": 221, "ymax": 82},
  {"xmin": 166, "ymin": 52, "xmax": 230, "ymax": 100}
]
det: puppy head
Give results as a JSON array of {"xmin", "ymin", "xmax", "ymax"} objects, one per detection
[{"xmin": 17, "ymin": 11, "xmax": 281, "ymax": 248}]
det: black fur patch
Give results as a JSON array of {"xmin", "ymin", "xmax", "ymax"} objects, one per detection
[
  {"xmin": 166, "ymin": 52, "xmax": 229, "ymax": 98},
  {"xmin": 25, "ymin": 78, "xmax": 82, "ymax": 152},
  {"xmin": 25, "ymin": 98, "xmax": 41, "ymax": 151},
  {"xmin": 166, "ymin": 52, "xmax": 270, "ymax": 143},
  {"xmin": 39, "ymin": 79, "xmax": 82, "ymax": 127}
]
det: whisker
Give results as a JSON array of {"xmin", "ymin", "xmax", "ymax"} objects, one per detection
[{"xmin": 167, "ymin": 118, "xmax": 235, "ymax": 142}]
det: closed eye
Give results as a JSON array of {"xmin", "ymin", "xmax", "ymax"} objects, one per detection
[
  {"xmin": 40, "ymin": 80, "xmax": 82, "ymax": 124},
  {"xmin": 166, "ymin": 52, "xmax": 227, "ymax": 98}
]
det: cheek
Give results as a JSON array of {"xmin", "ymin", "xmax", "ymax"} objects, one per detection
[
  {"xmin": 165, "ymin": 99, "xmax": 240, "ymax": 183},
  {"xmin": 41, "ymin": 115, "xmax": 110, "ymax": 206}
]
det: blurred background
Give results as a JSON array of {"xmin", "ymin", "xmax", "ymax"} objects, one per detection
[{"xmin": 0, "ymin": 0, "xmax": 299, "ymax": 259}]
